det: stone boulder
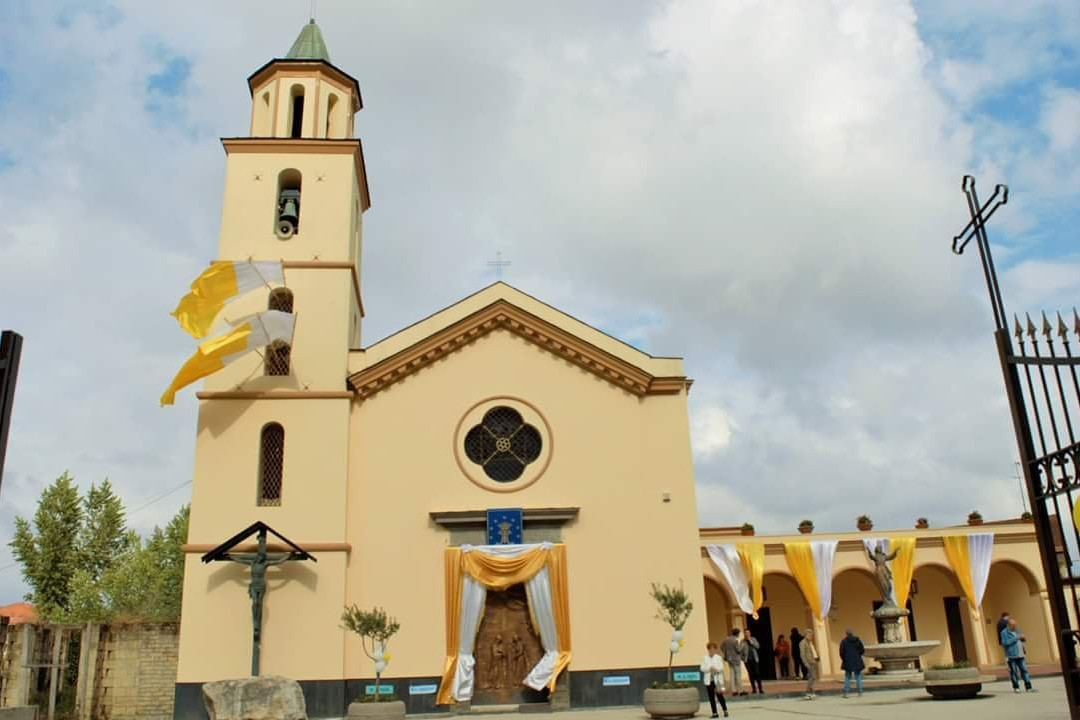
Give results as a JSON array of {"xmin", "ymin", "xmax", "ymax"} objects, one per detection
[{"xmin": 203, "ymin": 676, "xmax": 307, "ymax": 720}]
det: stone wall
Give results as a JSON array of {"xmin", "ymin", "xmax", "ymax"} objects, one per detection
[
  {"xmin": 92, "ymin": 623, "xmax": 179, "ymax": 720},
  {"xmin": 0, "ymin": 623, "xmax": 179, "ymax": 720}
]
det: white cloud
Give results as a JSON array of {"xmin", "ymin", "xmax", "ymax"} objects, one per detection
[{"xmin": 691, "ymin": 404, "xmax": 735, "ymax": 460}]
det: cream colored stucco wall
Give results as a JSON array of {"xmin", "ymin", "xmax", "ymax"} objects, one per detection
[{"xmin": 346, "ymin": 329, "xmax": 705, "ymax": 678}]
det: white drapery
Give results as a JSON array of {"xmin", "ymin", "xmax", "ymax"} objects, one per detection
[
  {"xmin": 811, "ymin": 541, "xmax": 838, "ymax": 619},
  {"xmin": 968, "ymin": 533, "xmax": 994, "ymax": 608},
  {"xmin": 706, "ymin": 544, "xmax": 755, "ymax": 616},
  {"xmin": 449, "ymin": 543, "xmax": 560, "ymax": 702}
]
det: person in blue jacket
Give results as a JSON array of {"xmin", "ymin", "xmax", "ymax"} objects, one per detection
[{"xmin": 1000, "ymin": 617, "xmax": 1035, "ymax": 693}]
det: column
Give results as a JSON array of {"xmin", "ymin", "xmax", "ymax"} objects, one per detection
[
  {"xmin": 812, "ymin": 616, "xmax": 833, "ymax": 678},
  {"xmin": 968, "ymin": 605, "xmax": 990, "ymax": 668},
  {"xmin": 1039, "ymin": 591, "xmax": 1060, "ymax": 664}
]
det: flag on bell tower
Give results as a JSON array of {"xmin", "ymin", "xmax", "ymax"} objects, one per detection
[{"xmin": 486, "ymin": 508, "xmax": 523, "ymax": 545}]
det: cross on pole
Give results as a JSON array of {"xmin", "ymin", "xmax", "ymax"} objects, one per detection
[
  {"xmin": 950, "ymin": 175, "xmax": 1009, "ymax": 332},
  {"xmin": 487, "ymin": 251, "xmax": 511, "ymax": 280}
]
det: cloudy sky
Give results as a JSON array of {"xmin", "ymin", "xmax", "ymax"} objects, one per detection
[{"xmin": 0, "ymin": 0, "xmax": 1077, "ymax": 601}]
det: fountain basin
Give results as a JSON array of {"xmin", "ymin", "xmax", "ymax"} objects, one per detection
[{"xmin": 863, "ymin": 640, "xmax": 942, "ymax": 681}]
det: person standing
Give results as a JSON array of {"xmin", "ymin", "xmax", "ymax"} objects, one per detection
[
  {"xmin": 1001, "ymin": 617, "xmax": 1035, "ymax": 693},
  {"xmin": 997, "ymin": 611, "xmax": 1010, "ymax": 650},
  {"xmin": 742, "ymin": 628, "xmax": 764, "ymax": 694},
  {"xmin": 800, "ymin": 628, "xmax": 819, "ymax": 700},
  {"xmin": 775, "ymin": 634, "xmax": 791, "ymax": 679},
  {"xmin": 790, "ymin": 627, "xmax": 805, "ymax": 680},
  {"xmin": 721, "ymin": 629, "xmax": 744, "ymax": 696},
  {"xmin": 839, "ymin": 628, "xmax": 865, "ymax": 698},
  {"xmin": 700, "ymin": 642, "xmax": 729, "ymax": 718}
]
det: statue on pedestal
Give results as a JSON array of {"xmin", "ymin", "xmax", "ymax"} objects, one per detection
[{"xmin": 866, "ymin": 544, "xmax": 899, "ymax": 608}]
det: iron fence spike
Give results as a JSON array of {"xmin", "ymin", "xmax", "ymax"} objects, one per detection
[
  {"xmin": 1014, "ymin": 314, "xmax": 1024, "ymax": 340},
  {"xmin": 1058, "ymin": 312, "xmax": 1069, "ymax": 341},
  {"xmin": 1042, "ymin": 311, "xmax": 1053, "ymax": 339},
  {"xmin": 1074, "ymin": 308, "xmax": 1080, "ymax": 338},
  {"xmin": 1026, "ymin": 313, "xmax": 1037, "ymax": 340}
]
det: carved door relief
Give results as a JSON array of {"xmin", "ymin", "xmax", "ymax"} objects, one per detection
[{"xmin": 473, "ymin": 584, "xmax": 545, "ymax": 704}]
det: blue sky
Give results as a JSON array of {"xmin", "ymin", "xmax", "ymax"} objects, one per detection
[{"xmin": 0, "ymin": 1, "xmax": 1077, "ymax": 603}]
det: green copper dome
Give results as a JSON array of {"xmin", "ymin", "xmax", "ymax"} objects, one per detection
[{"xmin": 286, "ymin": 19, "xmax": 330, "ymax": 62}]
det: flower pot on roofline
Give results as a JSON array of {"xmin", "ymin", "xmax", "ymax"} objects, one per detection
[
  {"xmin": 798, "ymin": 520, "xmax": 814, "ymax": 534},
  {"xmin": 740, "ymin": 523, "xmax": 755, "ymax": 536},
  {"xmin": 967, "ymin": 511, "xmax": 983, "ymax": 526},
  {"xmin": 857, "ymin": 515, "xmax": 873, "ymax": 532},
  {"xmin": 915, "ymin": 517, "xmax": 929, "ymax": 529},
  {"xmin": 1021, "ymin": 511, "xmax": 1033, "ymax": 523}
]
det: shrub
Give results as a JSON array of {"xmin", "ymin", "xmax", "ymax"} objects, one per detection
[
  {"xmin": 341, "ymin": 605, "xmax": 401, "ymax": 702},
  {"xmin": 650, "ymin": 581, "xmax": 693, "ymax": 683}
]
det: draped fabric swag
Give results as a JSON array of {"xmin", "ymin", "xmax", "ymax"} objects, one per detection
[
  {"xmin": 436, "ymin": 543, "xmax": 571, "ymax": 705},
  {"xmin": 943, "ymin": 533, "xmax": 995, "ymax": 609},
  {"xmin": 706, "ymin": 543, "xmax": 764, "ymax": 617},
  {"xmin": 782, "ymin": 541, "xmax": 838, "ymax": 619},
  {"xmin": 862, "ymin": 537, "xmax": 917, "ymax": 609}
]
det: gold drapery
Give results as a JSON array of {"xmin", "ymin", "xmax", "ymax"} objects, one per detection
[
  {"xmin": 782, "ymin": 542, "xmax": 821, "ymax": 619},
  {"xmin": 943, "ymin": 535, "xmax": 977, "ymax": 608},
  {"xmin": 889, "ymin": 537, "xmax": 916, "ymax": 609},
  {"xmin": 736, "ymin": 543, "xmax": 765, "ymax": 615},
  {"xmin": 436, "ymin": 544, "xmax": 572, "ymax": 704},
  {"xmin": 436, "ymin": 548, "xmax": 464, "ymax": 706}
]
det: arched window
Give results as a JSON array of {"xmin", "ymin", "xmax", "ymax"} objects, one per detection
[
  {"xmin": 258, "ymin": 423, "xmax": 284, "ymax": 506},
  {"xmin": 289, "ymin": 84, "xmax": 305, "ymax": 138},
  {"xmin": 275, "ymin": 169, "xmax": 302, "ymax": 238},
  {"xmin": 326, "ymin": 93, "xmax": 340, "ymax": 138},
  {"xmin": 264, "ymin": 287, "xmax": 293, "ymax": 376}
]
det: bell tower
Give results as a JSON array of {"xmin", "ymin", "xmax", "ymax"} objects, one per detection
[{"xmin": 178, "ymin": 19, "xmax": 370, "ymax": 687}]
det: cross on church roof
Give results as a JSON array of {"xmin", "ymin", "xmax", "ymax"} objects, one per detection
[{"xmin": 487, "ymin": 251, "xmax": 511, "ymax": 280}]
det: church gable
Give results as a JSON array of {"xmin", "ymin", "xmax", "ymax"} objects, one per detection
[{"xmin": 346, "ymin": 297, "xmax": 691, "ymax": 400}]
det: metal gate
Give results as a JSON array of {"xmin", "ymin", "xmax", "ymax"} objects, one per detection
[{"xmin": 951, "ymin": 176, "xmax": 1080, "ymax": 716}]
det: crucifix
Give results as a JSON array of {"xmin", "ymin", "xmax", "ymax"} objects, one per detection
[
  {"xmin": 487, "ymin": 251, "xmax": 511, "ymax": 280},
  {"xmin": 201, "ymin": 521, "xmax": 315, "ymax": 676}
]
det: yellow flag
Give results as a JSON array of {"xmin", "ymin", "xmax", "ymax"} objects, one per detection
[
  {"xmin": 170, "ymin": 261, "xmax": 284, "ymax": 338},
  {"xmin": 160, "ymin": 310, "xmax": 295, "ymax": 405}
]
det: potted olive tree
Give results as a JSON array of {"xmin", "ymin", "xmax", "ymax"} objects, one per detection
[
  {"xmin": 341, "ymin": 605, "xmax": 404, "ymax": 719},
  {"xmin": 643, "ymin": 582, "xmax": 698, "ymax": 719}
]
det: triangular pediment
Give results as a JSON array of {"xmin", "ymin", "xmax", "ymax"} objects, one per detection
[{"xmin": 347, "ymin": 286, "xmax": 690, "ymax": 401}]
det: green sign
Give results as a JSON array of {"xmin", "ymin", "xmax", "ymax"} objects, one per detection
[
  {"xmin": 365, "ymin": 685, "xmax": 394, "ymax": 695},
  {"xmin": 673, "ymin": 671, "xmax": 700, "ymax": 682}
]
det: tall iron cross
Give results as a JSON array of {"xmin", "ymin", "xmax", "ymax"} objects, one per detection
[{"xmin": 487, "ymin": 252, "xmax": 511, "ymax": 280}]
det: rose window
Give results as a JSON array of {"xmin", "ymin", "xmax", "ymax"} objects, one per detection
[{"xmin": 463, "ymin": 406, "xmax": 543, "ymax": 482}]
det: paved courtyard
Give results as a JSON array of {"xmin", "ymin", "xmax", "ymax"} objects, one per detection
[{"xmin": 448, "ymin": 676, "xmax": 1069, "ymax": 719}]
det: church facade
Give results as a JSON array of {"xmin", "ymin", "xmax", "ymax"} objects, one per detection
[{"xmin": 174, "ymin": 21, "xmax": 706, "ymax": 719}]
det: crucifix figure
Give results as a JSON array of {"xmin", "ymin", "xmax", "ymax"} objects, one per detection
[
  {"xmin": 202, "ymin": 521, "xmax": 315, "ymax": 676},
  {"xmin": 498, "ymin": 521, "xmax": 512, "ymax": 544},
  {"xmin": 487, "ymin": 251, "xmax": 511, "ymax": 280}
]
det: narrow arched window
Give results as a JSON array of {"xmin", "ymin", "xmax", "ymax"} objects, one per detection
[
  {"xmin": 326, "ymin": 93, "xmax": 340, "ymax": 138},
  {"xmin": 258, "ymin": 423, "xmax": 284, "ymax": 506},
  {"xmin": 264, "ymin": 288, "xmax": 293, "ymax": 376},
  {"xmin": 289, "ymin": 84, "xmax": 305, "ymax": 138},
  {"xmin": 275, "ymin": 169, "xmax": 302, "ymax": 239}
]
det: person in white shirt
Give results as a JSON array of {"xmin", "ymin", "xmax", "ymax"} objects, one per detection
[{"xmin": 701, "ymin": 641, "xmax": 730, "ymax": 718}]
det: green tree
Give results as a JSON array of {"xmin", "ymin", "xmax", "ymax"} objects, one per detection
[
  {"xmin": 10, "ymin": 472, "xmax": 83, "ymax": 618},
  {"xmin": 78, "ymin": 480, "xmax": 132, "ymax": 581},
  {"xmin": 99, "ymin": 504, "xmax": 189, "ymax": 622}
]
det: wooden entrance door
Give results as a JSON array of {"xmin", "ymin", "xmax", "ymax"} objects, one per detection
[
  {"xmin": 473, "ymin": 584, "xmax": 546, "ymax": 705},
  {"xmin": 744, "ymin": 608, "xmax": 776, "ymax": 681},
  {"xmin": 943, "ymin": 596, "xmax": 969, "ymax": 663}
]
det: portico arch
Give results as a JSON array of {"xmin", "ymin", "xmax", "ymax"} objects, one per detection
[
  {"xmin": 983, "ymin": 560, "xmax": 1052, "ymax": 664},
  {"xmin": 827, "ymin": 568, "xmax": 879, "ymax": 666},
  {"xmin": 911, "ymin": 562, "xmax": 974, "ymax": 668},
  {"xmin": 703, "ymin": 576, "xmax": 736, "ymax": 647}
]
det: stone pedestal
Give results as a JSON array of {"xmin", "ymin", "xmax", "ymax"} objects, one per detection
[
  {"xmin": 863, "ymin": 604, "xmax": 941, "ymax": 681},
  {"xmin": 202, "ymin": 676, "xmax": 307, "ymax": 720}
]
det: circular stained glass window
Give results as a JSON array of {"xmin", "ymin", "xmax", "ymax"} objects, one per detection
[{"xmin": 463, "ymin": 406, "xmax": 543, "ymax": 482}]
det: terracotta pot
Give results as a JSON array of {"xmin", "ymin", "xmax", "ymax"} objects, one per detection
[
  {"xmin": 857, "ymin": 521, "xmax": 872, "ymax": 532},
  {"xmin": 798, "ymin": 525, "xmax": 813, "ymax": 534},
  {"xmin": 740, "ymin": 528, "xmax": 754, "ymax": 536},
  {"xmin": 348, "ymin": 700, "xmax": 406, "ymax": 720},
  {"xmin": 967, "ymin": 517, "xmax": 983, "ymax": 526},
  {"xmin": 643, "ymin": 687, "xmax": 700, "ymax": 718},
  {"xmin": 915, "ymin": 520, "xmax": 929, "ymax": 529}
]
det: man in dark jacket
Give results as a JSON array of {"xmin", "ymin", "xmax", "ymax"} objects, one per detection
[
  {"xmin": 790, "ymin": 628, "xmax": 805, "ymax": 680},
  {"xmin": 839, "ymin": 628, "xmax": 865, "ymax": 698},
  {"xmin": 997, "ymin": 611, "xmax": 1010, "ymax": 647}
]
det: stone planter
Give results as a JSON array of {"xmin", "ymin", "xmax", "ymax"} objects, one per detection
[
  {"xmin": 347, "ymin": 700, "xmax": 406, "ymax": 719},
  {"xmin": 643, "ymin": 687, "xmax": 699, "ymax": 719},
  {"xmin": 924, "ymin": 667, "xmax": 982, "ymax": 700}
]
